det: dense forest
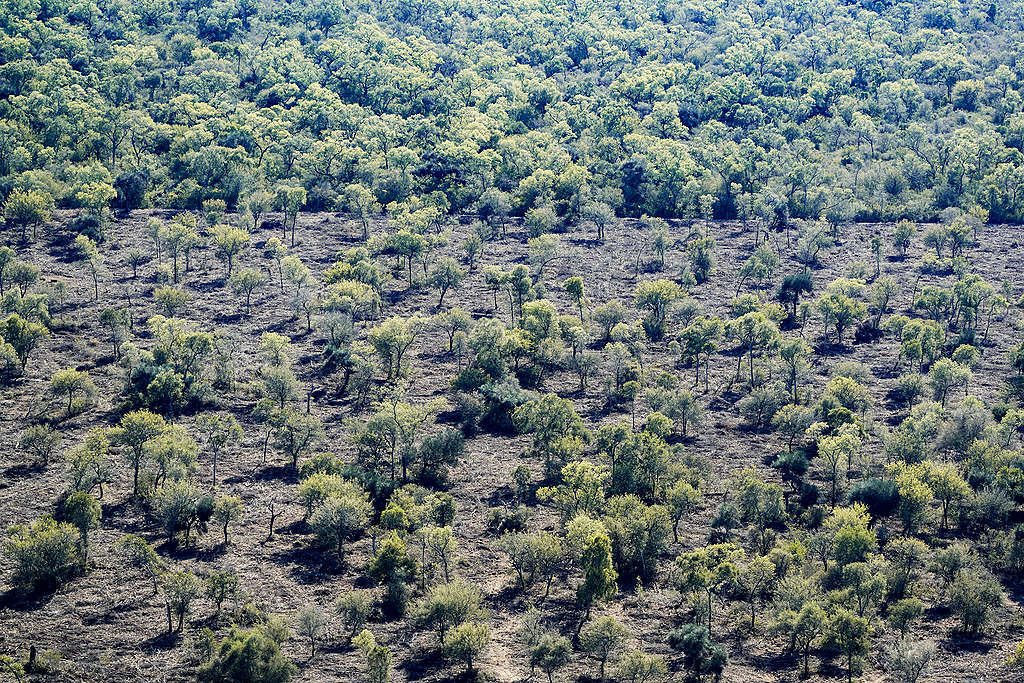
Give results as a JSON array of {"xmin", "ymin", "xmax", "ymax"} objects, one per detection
[{"xmin": 4, "ymin": 0, "xmax": 1024, "ymax": 681}]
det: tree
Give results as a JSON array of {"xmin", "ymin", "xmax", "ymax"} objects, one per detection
[
  {"xmin": 74, "ymin": 234, "xmax": 102, "ymax": 299},
  {"xmin": 198, "ymin": 625, "xmax": 295, "ymax": 683},
  {"xmin": 4, "ymin": 187, "xmax": 53, "ymax": 240},
  {"xmin": 679, "ymin": 315, "xmax": 723, "ymax": 392},
  {"xmin": 274, "ymin": 410, "xmax": 323, "ymax": 470},
  {"xmin": 109, "ymin": 410, "xmax": 166, "ymax": 496},
  {"xmin": 428, "ymin": 256, "xmax": 465, "ymax": 308},
  {"xmin": 345, "ymin": 183, "xmax": 380, "ymax": 240},
  {"xmin": 928, "ymin": 358, "xmax": 970, "ymax": 407},
  {"xmin": 99, "ymin": 308, "xmax": 131, "ymax": 359},
  {"xmin": 673, "ymin": 543, "xmax": 741, "ymax": 637},
  {"xmin": 737, "ymin": 555, "xmax": 776, "ymax": 630},
  {"xmin": 368, "ymin": 315, "xmax": 426, "ymax": 380},
  {"xmin": 229, "ymin": 268, "xmax": 267, "ymax": 313},
  {"xmin": 564, "ymin": 276, "xmax": 586, "ymax": 321},
  {"xmin": 20, "ymin": 423, "xmax": 60, "ymax": 466},
  {"xmin": 115, "ymin": 534, "xmax": 164, "ymax": 595},
  {"xmin": 576, "ymin": 532, "xmax": 617, "ymax": 622},
  {"xmin": 212, "ymin": 225, "xmax": 249, "ymax": 276},
  {"xmin": 634, "ymin": 278, "xmax": 683, "ymax": 340},
  {"xmin": 0, "ymin": 313, "xmax": 47, "ymax": 371},
  {"xmin": 275, "ymin": 185, "xmax": 306, "ymax": 246},
  {"xmin": 63, "ymin": 491, "xmax": 100, "ymax": 568},
  {"xmin": 335, "ymin": 590, "xmax": 374, "ymax": 644},
  {"xmin": 445, "ymin": 622, "xmax": 489, "ymax": 676},
  {"xmin": 818, "ymin": 290, "xmax": 866, "ymax": 345},
  {"xmin": 513, "ymin": 394, "xmax": 590, "ymax": 475},
  {"xmin": 50, "ymin": 368, "xmax": 96, "ymax": 415},
  {"xmin": 581, "ymin": 616, "xmax": 629, "ymax": 681},
  {"xmin": 213, "ymin": 496, "xmax": 243, "ymax": 545},
  {"xmin": 779, "ymin": 271, "xmax": 815, "ymax": 324},
  {"xmin": 163, "ymin": 570, "xmax": 201, "ymax": 633},
  {"xmin": 154, "ymin": 285, "xmax": 189, "ymax": 316},
  {"xmin": 948, "ymin": 568, "xmax": 1003, "ymax": 634},
  {"xmin": 530, "ymin": 633, "xmax": 571, "ymax": 683},
  {"xmin": 196, "ymin": 413, "xmax": 242, "ymax": 488},
  {"xmin": 309, "ymin": 484, "xmax": 371, "ymax": 561},
  {"xmin": 827, "ymin": 609, "xmax": 870, "ymax": 683},
  {"xmin": 206, "ymin": 568, "xmax": 239, "ymax": 616},
  {"xmin": 368, "ymin": 532, "xmax": 418, "ymax": 617},
  {"xmin": 296, "ymin": 604, "xmax": 326, "ymax": 658},
  {"xmin": 615, "ymin": 649, "xmax": 668, "ymax": 683},
  {"xmin": 416, "ymin": 580, "xmax": 483, "ymax": 649},
  {"xmin": 687, "ymin": 236, "xmax": 716, "ymax": 283},
  {"xmin": 893, "ymin": 220, "xmax": 914, "ymax": 257},
  {"xmin": 353, "ymin": 629, "xmax": 392, "ymax": 683},
  {"xmin": 263, "ymin": 364, "xmax": 298, "ymax": 409},
  {"xmin": 667, "ymin": 623, "xmax": 727, "ymax": 680}
]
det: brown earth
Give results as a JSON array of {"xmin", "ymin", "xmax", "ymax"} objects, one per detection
[{"xmin": 1, "ymin": 211, "xmax": 1022, "ymax": 682}]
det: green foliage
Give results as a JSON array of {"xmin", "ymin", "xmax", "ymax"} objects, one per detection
[
  {"xmin": 198, "ymin": 625, "xmax": 295, "ymax": 683},
  {"xmin": 4, "ymin": 516, "xmax": 81, "ymax": 592}
]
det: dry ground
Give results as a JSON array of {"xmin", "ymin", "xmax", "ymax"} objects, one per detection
[{"xmin": 1, "ymin": 211, "xmax": 1022, "ymax": 682}]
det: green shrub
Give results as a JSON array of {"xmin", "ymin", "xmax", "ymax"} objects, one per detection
[{"xmin": 4, "ymin": 516, "xmax": 81, "ymax": 592}]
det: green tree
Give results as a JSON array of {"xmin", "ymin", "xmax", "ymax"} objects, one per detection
[
  {"xmin": 827, "ymin": 609, "xmax": 870, "ymax": 683},
  {"xmin": 580, "ymin": 616, "xmax": 629, "ymax": 681},
  {"xmin": 109, "ymin": 410, "xmax": 166, "ymax": 496},
  {"xmin": 49, "ymin": 367, "xmax": 96, "ymax": 415},
  {"xmin": 62, "ymin": 492, "xmax": 101, "ymax": 568},
  {"xmin": 73, "ymin": 234, "xmax": 103, "ymax": 299},
  {"xmin": 212, "ymin": 225, "xmax": 249, "ymax": 276}
]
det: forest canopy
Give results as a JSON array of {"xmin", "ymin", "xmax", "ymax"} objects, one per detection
[{"xmin": 1, "ymin": 0, "xmax": 1024, "ymax": 225}]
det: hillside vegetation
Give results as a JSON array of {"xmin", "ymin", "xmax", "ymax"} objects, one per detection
[{"xmin": 3, "ymin": 1, "xmax": 1024, "ymax": 683}]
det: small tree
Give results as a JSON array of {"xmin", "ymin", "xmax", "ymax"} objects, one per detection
[
  {"xmin": 213, "ymin": 496, "xmax": 243, "ymax": 545},
  {"xmin": 530, "ymin": 633, "xmax": 571, "ymax": 683},
  {"xmin": 4, "ymin": 188, "xmax": 53, "ymax": 240},
  {"xmin": 73, "ymin": 234, "xmax": 102, "ymax": 299},
  {"xmin": 576, "ymin": 532, "xmax": 617, "ymax": 622},
  {"xmin": 197, "ymin": 623, "xmax": 295, "ymax": 682},
  {"xmin": 115, "ymin": 534, "xmax": 165, "ymax": 594},
  {"xmin": 196, "ymin": 413, "xmax": 243, "ymax": 488},
  {"xmin": 229, "ymin": 268, "xmax": 267, "ymax": 313},
  {"xmin": 445, "ymin": 622, "xmax": 490, "ymax": 676},
  {"xmin": 153, "ymin": 285, "xmax": 190, "ymax": 316},
  {"xmin": 563, "ymin": 276, "xmax": 586, "ymax": 321},
  {"xmin": 416, "ymin": 580, "xmax": 483, "ymax": 649},
  {"xmin": 827, "ymin": 609, "xmax": 871, "ymax": 683},
  {"xmin": 334, "ymin": 590, "xmax": 373, "ymax": 643},
  {"xmin": 580, "ymin": 616, "xmax": 629, "ymax": 681},
  {"xmin": 352, "ymin": 630, "xmax": 392, "ymax": 683},
  {"xmin": 428, "ymin": 256, "xmax": 465, "ymax": 308},
  {"xmin": 206, "ymin": 568, "xmax": 239, "ymax": 616},
  {"xmin": 109, "ymin": 410, "xmax": 167, "ymax": 496},
  {"xmin": 3, "ymin": 516, "xmax": 81, "ymax": 592},
  {"xmin": 948, "ymin": 568, "xmax": 1003, "ymax": 634},
  {"xmin": 63, "ymin": 491, "xmax": 101, "ymax": 568},
  {"xmin": 274, "ymin": 409, "xmax": 323, "ymax": 470},
  {"xmin": 212, "ymin": 225, "xmax": 250, "ymax": 276},
  {"xmin": 309, "ymin": 484, "xmax": 372, "ymax": 561},
  {"xmin": 19, "ymin": 423, "xmax": 60, "ymax": 466},
  {"xmin": 296, "ymin": 604, "xmax": 327, "ymax": 659},
  {"xmin": 163, "ymin": 570, "xmax": 202, "ymax": 633}
]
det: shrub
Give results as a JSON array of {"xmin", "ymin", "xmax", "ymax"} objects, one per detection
[
  {"xmin": 948, "ymin": 568, "xmax": 1003, "ymax": 634},
  {"xmin": 197, "ymin": 625, "xmax": 295, "ymax": 683},
  {"xmin": 667, "ymin": 623, "xmax": 728, "ymax": 679},
  {"xmin": 4, "ymin": 516, "xmax": 81, "ymax": 592}
]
